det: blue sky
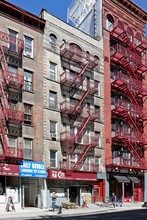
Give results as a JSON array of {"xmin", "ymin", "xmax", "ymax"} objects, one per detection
[{"xmin": 7, "ymin": 0, "xmax": 147, "ymax": 32}]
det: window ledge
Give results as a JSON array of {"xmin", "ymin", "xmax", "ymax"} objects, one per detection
[{"xmin": 23, "ymin": 55, "xmax": 34, "ymax": 60}]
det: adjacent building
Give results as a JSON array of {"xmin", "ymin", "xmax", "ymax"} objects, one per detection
[
  {"xmin": 68, "ymin": 0, "xmax": 147, "ymax": 202},
  {"xmin": 40, "ymin": 9, "xmax": 105, "ymax": 206},
  {"xmin": 0, "ymin": 0, "xmax": 46, "ymax": 208}
]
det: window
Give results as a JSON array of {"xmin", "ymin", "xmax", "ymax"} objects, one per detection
[
  {"xmin": 95, "ymin": 131, "xmax": 100, "ymax": 147},
  {"xmin": 24, "ymin": 138, "xmax": 32, "ymax": 160},
  {"xmin": 49, "ymin": 91, "xmax": 57, "ymax": 109},
  {"xmin": 49, "ymin": 62, "xmax": 57, "ymax": 80},
  {"xmin": 49, "ymin": 34, "xmax": 57, "ymax": 49},
  {"xmin": 9, "ymin": 29, "xmax": 18, "ymax": 52},
  {"xmin": 24, "ymin": 70, "xmax": 33, "ymax": 91},
  {"xmin": 9, "ymin": 137, "xmax": 16, "ymax": 148},
  {"xmin": 24, "ymin": 104, "xmax": 32, "ymax": 125},
  {"xmin": 50, "ymin": 150, "xmax": 57, "ymax": 168},
  {"xmin": 24, "ymin": 36, "xmax": 33, "ymax": 57},
  {"xmin": 50, "ymin": 121, "xmax": 56, "ymax": 139},
  {"xmin": 8, "ymin": 65, "xmax": 17, "ymax": 82},
  {"xmin": 95, "ymin": 105, "xmax": 100, "ymax": 121},
  {"xmin": 106, "ymin": 15, "xmax": 114, "ymax": 30}
]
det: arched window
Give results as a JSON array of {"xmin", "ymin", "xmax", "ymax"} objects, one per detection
[
  {"xmin": 49, "ymin": 34, "xmax": 57, "ymax": 49},
  {"xmin": 117, "ymin": 20, "xmax": 124, "ymax": 28},
  {"xmin": 135, "ymin": 32, "xmax": 142, "ymax": 46},
  {"xmin": 69, "ymin": 43, "xmax": 82, "ymax": 57},
  {"xmin": 86, "ymin": 51, "xmax": 90, "ymax": 61},
  {"xmin": 94, "ymin": 55, "xmax": 100, "ymax": 67},
  {"xmin": 106, "ymin": 14, "xmax": 114, "ymax": 30},
  {"xmin": 127, "ymin": 26, "xmax": 133, "ymax": 42}
]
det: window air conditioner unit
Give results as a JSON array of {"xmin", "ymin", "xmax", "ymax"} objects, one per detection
[{"xmin": 50, "ymin": 133, "xmax": 56, "ymax": 140}]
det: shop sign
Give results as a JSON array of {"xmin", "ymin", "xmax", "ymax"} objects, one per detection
[
  {"xmin": 19, "ymin": 160, "xmax": 47, "ymax": 178},
  {"xmin": 48, "ymin": 170, "xmax": 97, "ymax": 181},
  {"xmin": 97, "ymin": 172, "xmax": 106, "ymax": 179},
  {"xmin": 0, "ymin": 164, "xmax": 19, "ymax": 176}
]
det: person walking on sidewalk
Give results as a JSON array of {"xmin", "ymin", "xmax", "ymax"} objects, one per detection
[
  {"xmin": 112, "ymin": 192, "xmax": 117, "ymax": 208},
  {"xmin": 51, "ymin": 192, "xmax": 62, "ymax": 214}
]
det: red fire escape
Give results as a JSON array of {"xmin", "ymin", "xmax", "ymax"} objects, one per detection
[
  {"xmin": 0, "ymin": 31, "xmax": 24, "ymax": 164},
  {"xmin": 106, "ymin": 23, "xmax": 147, "ymax": 171},
  {"xmin": 60, "ymin": 41, "xmax": 99, "ymax": 172}
]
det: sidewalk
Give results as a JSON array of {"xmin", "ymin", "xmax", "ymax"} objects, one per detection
[{"xmin": 0, "ymin": 202, "xmax": 144, "ymax": 220}]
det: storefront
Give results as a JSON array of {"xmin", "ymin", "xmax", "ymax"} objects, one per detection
[
  {"xmin": 107, "ymin": 173, "xmax": 143, "ymax": 202},
  {"xmin": 0, "ymin": 163, "xmax": 21, "ymax": 210},
  {"xmin": 19, "ymin": 160, "xmax": 47, "ymax": 208},
  {"xmin": 47, "ymin": 169, "xmax": 104, "ymax": 207},
  {"xmin": 0, "ymin": 161, "xmax": 47, "ymax": 210}
]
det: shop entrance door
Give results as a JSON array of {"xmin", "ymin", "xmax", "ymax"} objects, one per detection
[{"xmin": 69, "ymin": 186, "xmax": 79, "ymax": 204}]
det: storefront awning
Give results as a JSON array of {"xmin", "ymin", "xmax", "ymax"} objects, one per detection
[
  {"xmin": 127, "ymin": 176, "xmax": 140, "ymax": 183},
  {"xmin": 113, "ymin": 175, "xmax": 130, "ymax": 183}
]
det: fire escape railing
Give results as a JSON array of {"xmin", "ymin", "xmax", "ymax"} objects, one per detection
[
  {"xmin": 0, "ymin": 31, "xmax": 24, "ymax": 162},
  {"xmin": 109, "ymin": 23, "xmax": 147, "ymax": 170},
  {"xmin": 110, "ymin": 23, "xmax": 147, "ymax": 53},
  {"xmin": 60, "ymin": 41, "xmax": 99, "ymax": 171}
]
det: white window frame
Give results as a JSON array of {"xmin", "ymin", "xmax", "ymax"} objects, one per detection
[
  {"xmin": 50, "ymin": 150, "xmax": 57, "ymax": 168},
  {"xmin": 24, "ymin": 36, "xmax": 33, "ymax": 58},
  {"xmin": 9, "ymin": 137, "xmax": 16, "ymax": 148},
  {"xmin": 49, "ymin": 91, "xmax": 57, "ymax": 109},
  {"xmin": 49, "ymin": 62, "xmax": 57, "ymax": 81},
  {"xmin": 24, "ymin": 138, "xmax": 32, "ymax": 160},
  {"xmin": 50, "ymin": 121, "xmax": 57, "ymax": 138},
  {"xmin": 8, "ymin": 29, "xmax": 18, "ymax": 52},
  {"xmin": 24, "ymin": 69, "xmax": 33, "ymax": 91}
]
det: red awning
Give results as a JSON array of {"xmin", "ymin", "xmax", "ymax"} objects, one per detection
[{"xmin": 0, "ymin": 164, "xmax": 19, "ymax": 176}]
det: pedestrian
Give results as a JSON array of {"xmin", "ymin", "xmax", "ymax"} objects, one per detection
[
  {"xmin": 112, "ymin": 192, "xmax": 117, "ymax": 208},
  {"xmin": 51, "ymin": 192, "xmax": 62, "ymax": 214},
  {"xmin": 52, "ymin": 192, "xmax": 57, "ymax": 211}
]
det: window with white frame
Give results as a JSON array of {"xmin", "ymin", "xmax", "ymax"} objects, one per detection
[
  {"xmin": 9, "ymin": 137, "xmax": 16, "ymax": 148},
  {"xmin": 24, "ymin": 104, "xmax": 33, "ymax": 125},
  {"xmin": 106, "ymin": 15, "xmax": 114, "ymax": 30},
  {"xmin": 50, "ymin": 121, "xmax": 56, "ymax": 139},
  {"xmin": 49, "ymin": 34, "xmax": 57, "ymax": 49},
  {"xmin": 9, "ymin": 29, "xmax": 18, "ymax": 52},
  {"xmin": 95, "ymin": 131, "xmax": 100, "ymax": 147},
  {"xmin": 8, "ymin": 65, "xmax": 17, "ymax": 82},
  {"xmin": 49, "ymin": 91, "xmax": 57, "ymax": 109},
  {"xmin": 24, "ymin": 69, "xmax": 33, "ymax": 91},
  {"xmin": 49, "ymin": 62, "xmax": 57, "ymax": 81},
  {"xmin": 24, "ymin": 36, "xmax": 33, "ymax": 57},
  {"xmin": 24, "ymin": 138, "xmax": 32, "ymax": 160},
  {"xmin": 50, "ymin": 150, "xmax": 57, "ymax": 168}
]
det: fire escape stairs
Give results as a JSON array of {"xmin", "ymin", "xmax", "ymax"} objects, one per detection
[
  {"xmin": 72, "ymin": 143, "xmax": 92, "ymax": 170},
  {"xmin": 72, "ymin": 116, "xmax": 91, "ymax": 143},
  {"xmin": 0, "ymin": 45, "xmax": 9, "ymax": 85},
  {"xmin": 0, "ymin": 43, "xmax": 12, "ymax": 159},
  {"xmin": 71, "ymin": 89, "xmax": 90, "ymax": 116},
  {"xmin": 71, "ymin": 61, "xmax": 89, "ymax": 87}
]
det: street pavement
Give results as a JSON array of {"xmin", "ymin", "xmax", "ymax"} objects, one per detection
[{"xmin": 0, "ymin": 202, "xmax": 145, "ymax": 220}]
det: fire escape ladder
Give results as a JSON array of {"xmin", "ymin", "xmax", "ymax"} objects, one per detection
[
  {"xmin": 124, "ymin": 140, "xmax": 142, "ymax": 161},
  {"xmin": 0, "ymin": 45, "xmax": 9, "ymax": 85},
  {"xmin": 71, "ymin": 61, "xmax": 89, "ymax": 86},
  {"xmin": 124, "ymin": 114, "xmax": 142, "ymax": 139},
  {"xmin": 0, "ymin": 82, "xmax": 8, "ymax": 120},
  {"xmin": 72, "ymin": 116, "xmax": 91, "ymax": 143},
  {"xmin": 0, "ymin": 123, "xmax": 9, "ymax": 157},
  {"xmin": 72, "ymin": 144, "xmax": 92, "ymax": 170},
  {"xmin": 72, "ymin": 89, "xmax": 90, "ymax": 115},
  {"xmin": 123, "ymin": 86, "xmax": 140, "ymax": 108}
]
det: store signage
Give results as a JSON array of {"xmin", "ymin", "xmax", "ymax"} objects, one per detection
[
  {"xmin": 97, "ymin": 172, "xmax": 106, "ymax": 179},
  {"xmin": 19, "ymin": 160, "xmax": 47, "ymax": 178},
  {"xmin": 48, "ymin": 170, "xmax": 97, "ymax": 181},
  {"xmin": 0, "ymin": 164, "xmax": 19, "ymax": 176}
]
